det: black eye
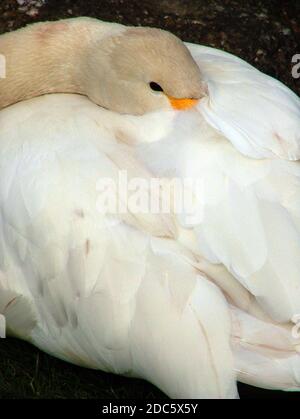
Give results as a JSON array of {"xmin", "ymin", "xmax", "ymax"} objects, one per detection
[{"xmin": 149, "ymin": 81, "xmax": 164, "ymax": 92}]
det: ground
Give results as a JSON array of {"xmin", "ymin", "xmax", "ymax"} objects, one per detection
[{"xmin": 0, "ymin": 0, "xmax": 299, "ymax": 399}]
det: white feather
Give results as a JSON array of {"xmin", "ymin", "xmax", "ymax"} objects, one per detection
[
  {"xmin": 0, "ymin": 94, "xmax": 237, "ymax": 398},
  {"xmin": 186, "ymin": 43, "xmax": 300, "ymax": 160}
]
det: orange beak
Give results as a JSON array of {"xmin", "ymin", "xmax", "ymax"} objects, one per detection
[{"xmin": 168, "ymin": 96, "xmax": 199, "ymax": 111}]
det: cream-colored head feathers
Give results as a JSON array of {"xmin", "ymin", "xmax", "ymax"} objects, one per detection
[
  {"xmin": 0, "ymin": 18, "xmax": 206, "ymax": 114},
  {"xmin": 83, "ymin": 26, "xmax": 205, "ymax": 114}
]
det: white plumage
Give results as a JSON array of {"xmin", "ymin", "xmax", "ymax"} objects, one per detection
[
  {"xmin": 139, "ymin": 43, "xmax": 300, "ymax": 324},
  {"xmin": 0, "ymin": 95, "xmax": 238, "ymax": 398},
  {"xmin": 1, "ymin": 25, "xmax": 300, "ymax": 398}
]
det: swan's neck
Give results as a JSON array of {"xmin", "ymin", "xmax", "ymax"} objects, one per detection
[{"xmin": 0, "ymin": 18, "xmax": 124, "ymax": 109}]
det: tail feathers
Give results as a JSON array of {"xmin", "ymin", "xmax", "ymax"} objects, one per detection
[
  {"xmin": 231, "ymin": 306, "xmax": 300, "ymax": 390},
  {"xmin": 0, "ymin": 290, "xmax": 37, "ymax": 339},
  {"xmin": 129, "ymin": 247, "xmax": 238, "ymax": 399},
  {"xmin": 235, "ymin": 347, "xmax": 300, "ymax": 391}
]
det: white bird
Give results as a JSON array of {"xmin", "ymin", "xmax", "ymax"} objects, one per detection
[{"xmin": 0, "ymin": 17, "xmax": 300, "ymax": 398}]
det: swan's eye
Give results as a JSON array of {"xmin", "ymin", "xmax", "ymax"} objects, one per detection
[{"xmin": 149, "ymin": 82, "xmax": 164, "ymax": 92}]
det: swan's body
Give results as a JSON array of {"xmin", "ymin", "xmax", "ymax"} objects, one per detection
[
  {"xmin": 1, "ymin": 18, "xmax": 300, "ymax": 398},
  {"xmin": 0, "ymin": 94, "xmax": 237, "ymax": 399}
]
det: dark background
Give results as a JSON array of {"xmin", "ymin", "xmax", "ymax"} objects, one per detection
[{"xmin": 0, "ymin": 0, "xmax": 299, "ymax": 399}]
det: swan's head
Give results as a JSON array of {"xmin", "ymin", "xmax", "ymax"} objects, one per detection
[{"xmin": 83, "ymin": 27, "xmax": 206, "ymax": 115}]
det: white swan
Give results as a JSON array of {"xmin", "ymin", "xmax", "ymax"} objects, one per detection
[{"xmin": 0, "ymin": 17, "xmax": 300, "ymax": 398}]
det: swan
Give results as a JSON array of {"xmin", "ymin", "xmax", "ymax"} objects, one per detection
[{"xmin": 0, "ymin": 17, "xmax": 300, "ymax": 398}]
